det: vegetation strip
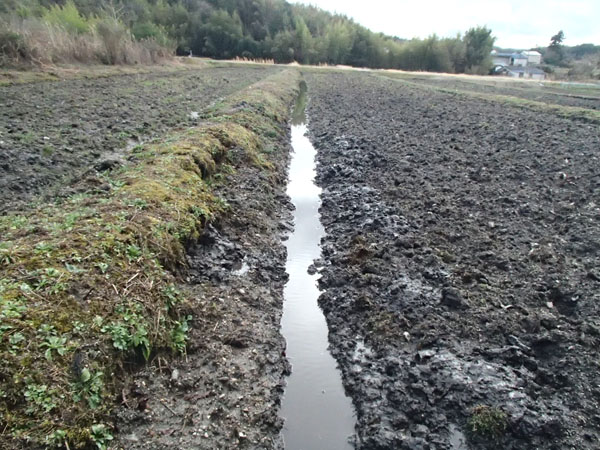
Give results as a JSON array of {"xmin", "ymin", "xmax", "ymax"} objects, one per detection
[
  {"xmin": 0, "ymin": 58, "xmax": 208, "ymax": 86},
  {"xmin": 377, "ymin": 72, "xmax": 600, "ymax": 124},
  {"xmin": 0, "ymin": 68, "xmax": 300, "ymax": 449}
]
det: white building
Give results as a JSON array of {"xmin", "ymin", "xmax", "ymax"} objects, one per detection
[
  {"xmin": 491, "ymin": 51, "xmax": 529, "ymax": 67},
  {"xmin": 522, "ymin": 50, "xmax": 542, "ymax": 65},
  {"xmin": 493, "ymin": 65, "xmax": 546, "ymax": 80}
]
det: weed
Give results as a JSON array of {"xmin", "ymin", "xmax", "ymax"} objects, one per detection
[
  {"xmin": 162, "ymin": 284, "xmax": 183, "ymax": 310},
  {"xmin": 0, "ymin": 243, "xmax": 15, "ymax": 265},
  {"xmin": 1, "ymin": 298, "xmax": 27, "ymax": 319},
  {"xmin": 468, "ymin": 405, "xmax": 508, "ymax": 439},
  {"xmin": 72, "ymin": 368, "xmax": 104, "ymax": 409},
  {"xmin": 24, "ymin": 384, "xmax": 58, "ymax": 415},
  {"xmin": 40, "ymin": 336, "xmax": 68, "ymax": 361},
  {"xmin": 42, "ymin": 145, "xmax": 54, "ymax": 157},
  {"xmin": 34, "ymin": 241, "xmax": 55, "ymax": 255},
  {"xmin": 129, "ymin": 198, "xmax": 148, "ymax": 210},
  {"xmin": 171, "ymin": 315, "xmax": 192, "ymax": 354},
  {"xmin": 62, "ymin": 212, "xmax": 81, "ymax": 230},
  {"xmin": 90, "ymin": 424, "xmax": 113, "ymax": 450},
  {"xmin": 72, "ymin": 321, "xmax": 86, "ymax": 333},
  {"xmin": 9, "ymin": 332, "xmax": 26, "ymax": 354},
  {"xmin": 4, "ymin": 215, "xmax": 27, "ymax": 230},
  {"xmin": 34, "ymin": 268, "xmax": 68, "ymax": 294},
  {"xmin": 46, "ymin": 429, "xmax": 67, "ymax": 447},
  {"xmin": 190, "ymin": 205, "xmax": 213, "ymax": 222},
  {"xmin": 126, "ymin": 244, "xmax": 142, "ymax": 261},
  {"xmin": 96, "ymin": 262, "xmax": 109, "ymax": 274},
  {"xmin": 65, "ymin": 263, "xmax": 85, "ymax": 274},
  {"xmin": 16, "ymin": 131, "xmax": 36, "ymax": 143},
  {"xmin": 101, "ymin": 306, "xmax": 151, "ymax": 359}
]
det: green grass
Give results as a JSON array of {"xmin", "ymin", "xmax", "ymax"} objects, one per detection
[{"xmin": 0, "ymin": 68, "xmax": 300, "ymax": 448}]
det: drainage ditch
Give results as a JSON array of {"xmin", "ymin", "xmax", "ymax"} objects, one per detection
[{"xmin": 280, "ymin": 82, "xmax": 356, "ymax": 449}]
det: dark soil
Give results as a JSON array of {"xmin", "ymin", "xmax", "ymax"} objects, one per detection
[
  {"xmin": 393, "ymin": 74, "xmax": 600, "ymax": 110},
  {"xmin": 304, "ymin": 70, "xmax": 600, "ymax": 449},
  {"xmin": 0, "ymin": 65, "xmax": 278, "ymax": 211}
]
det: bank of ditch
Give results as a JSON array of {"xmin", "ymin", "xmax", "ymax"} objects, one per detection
[{"xmin": 0, "ymin": 68, "xmax": 300, "ymax": 449}]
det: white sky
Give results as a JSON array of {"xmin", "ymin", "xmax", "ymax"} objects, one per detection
[{"xmin": 290, "ymin": 0, "xmax": 600, "ymax": 48}]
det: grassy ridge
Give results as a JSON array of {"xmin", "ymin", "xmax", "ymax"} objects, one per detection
[{"xmin": 0, "ymin": 67, "xmax": 300, "ymax": 448}]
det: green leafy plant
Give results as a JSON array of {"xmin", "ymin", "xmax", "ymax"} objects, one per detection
[
  {"xmin": 126, "ymin": 244, "xmax": 142, "ymax": 261},
  {"xmin": 162, "ymin": 284, "xmax": 183, "ymax": 310},
  {"xmin": 1, "ymin": 298, "xmax": 27, "ymax": 319},
  {"xmin": 129, "ymin": 198, "xmax": 148, "ymax": 210},
  {"xmin": 24, "ymin": 384, "xmax": 57, "ymax": 415},
  {"xmin": 34, "ymin": 268, "xmax": 68, "ymax": 294},
  {"xmin": 9, "ymin": 332, "xmax": 26, "ymax": 354},
  {"xmin": 96, "ymin": 261, "xmax": 109, "ymax": 274},
  {"xmin": 101, "ymin": 306, "xmax": 151, "ymax": 359},
  {"xmin": 41, "ymin": 336, "xmax": 68, "ymax": 361},
  {"xmin": 90, "ymin": 424, "xmax": 113, "ymax": 450},
  {"xmin": 72, "ymin": 368, "xmax": 103, "ymax": 409},
  {"xmin": 34, "ymin": 241, "xmax": 54, "ymax": 255},
  {"xmin": 45, "ymin": 429, "xmax": 67, "ymax": 447},
  {"xmin": 171, "ymin": 315, "xmax": 192, "ymax": 354}
]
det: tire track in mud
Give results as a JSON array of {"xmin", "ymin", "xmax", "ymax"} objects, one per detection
[{"xmin": 304, "ymin": 70, "xmax": 600, "ymax": 449}]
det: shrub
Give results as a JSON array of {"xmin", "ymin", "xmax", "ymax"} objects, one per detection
[
  {"xmin": 132, "ymin": 21, "xmax": 172, "ymax": 48},
  {"xmin": 43, "ymin": 0, "xmax": 91, "ymax": 35},
  {"xmin": 0, "ymin": 30, "xmax": 30, "ymax": 64}
]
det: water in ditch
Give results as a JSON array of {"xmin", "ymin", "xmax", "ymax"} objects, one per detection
[{"xmin": 280, "ymin": 82, "xmax": 355, "ymax": 449}]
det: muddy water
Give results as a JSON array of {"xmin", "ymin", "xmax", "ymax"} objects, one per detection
[{"xmin": 280, "ymin": 83, "xmax": 355, "ymax": 449}]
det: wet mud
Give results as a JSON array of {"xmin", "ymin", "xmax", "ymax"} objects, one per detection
[
  {"xmin": 0, "ymin": 65, "xmax": 278, "ymax": 211},
  {"xmin": 305, "ymin": 70, "xmax": 600, "ymax": 449}
]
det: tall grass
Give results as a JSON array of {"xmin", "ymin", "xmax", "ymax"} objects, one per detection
[{"xmin": 0, "ymin": 2, "xmax": 174, "ymax": 67}]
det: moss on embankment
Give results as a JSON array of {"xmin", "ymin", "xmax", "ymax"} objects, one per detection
[{"xmin": 0, "ymin": 68, "xmax": 300, "ymax": 449}]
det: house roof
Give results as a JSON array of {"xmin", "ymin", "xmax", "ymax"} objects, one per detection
[
  {"xmin": 493, "ymin": 52, "xmax": 528, "ymax": 59},
  {"xmin": 522, "ymin": 50, "xmax": 541, "ymax": 56}
]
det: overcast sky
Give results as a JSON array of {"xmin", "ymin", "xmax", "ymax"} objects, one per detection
[{"xmin": 290, "ymin": 0, "xmax": 600, "ymax": 49}]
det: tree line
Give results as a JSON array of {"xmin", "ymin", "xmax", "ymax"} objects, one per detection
[{"xmin": 1, "ymin": 0, "xmax": 496, "ymax": 72}]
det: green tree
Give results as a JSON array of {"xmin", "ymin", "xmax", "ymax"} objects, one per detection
[
  {"xmin": 463, "ymin": 26, "xmax": 495, "ymax": 73},
  {"xmin": 199, "ymin": 10, "xmax": 243, "ymax": 58},
  {"xmin": 442, "ymin": 34, "xmax": 466, "ymax": 73},
  {"xmin": 293, "ymin": 16, "xmax": 313, "ymax": 63},
  {"xmin": 550, "ymin": 30, "xmax": 564, "ymax": 48},
  {"xmin": 322, "ymin": 20, "xmax": 354, "ymax": 65},
  {"xmin": 546, "ymin": 30, "xmax": 565, "ymax": 65}
]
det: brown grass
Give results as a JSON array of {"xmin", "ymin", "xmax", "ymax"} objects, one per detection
[{"xmin": 1, "ymin": 17, "xmax": 174, "ymax": 68}]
